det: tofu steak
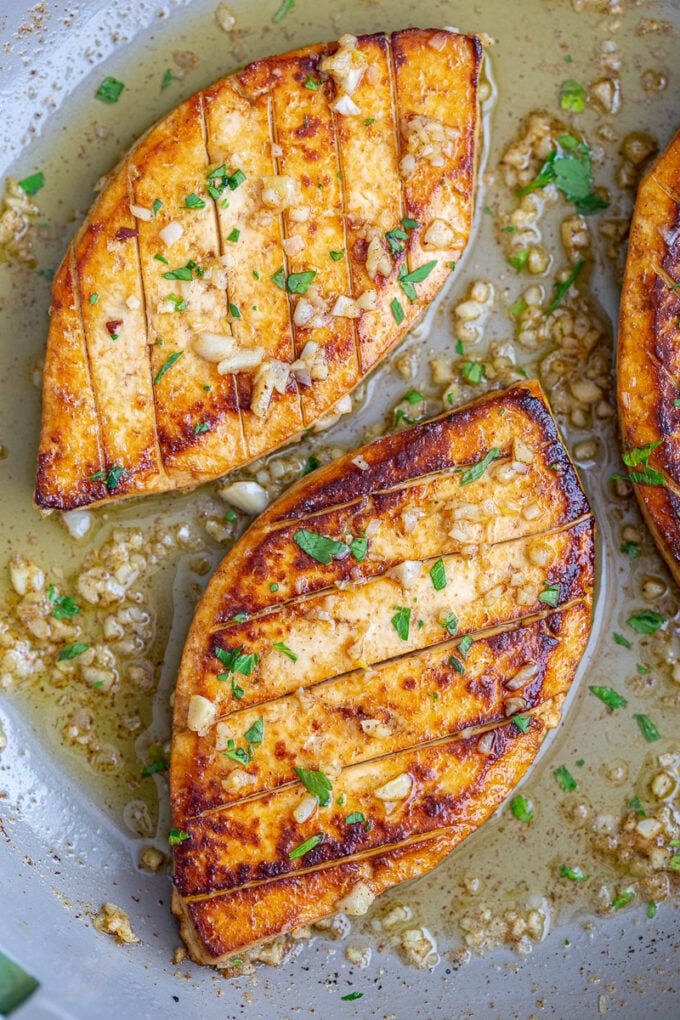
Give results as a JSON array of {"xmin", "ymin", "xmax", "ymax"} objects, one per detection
[
  {"xmin": 618, "ymin": 127, "xmax": 680, "ymax": 585},
  {"xmin": 170, "ymin": 381, "xmax": 595, "ymax": 964},
  {"xmin": 35, "ymin": 29, "xmax": 482, "ymax": 512}
]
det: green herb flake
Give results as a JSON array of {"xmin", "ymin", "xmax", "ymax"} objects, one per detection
[
  {"xmin": 302, "ymin": 455, "xmax": 323, "ymax": 476},
  {"xmin": 286, "ymin": 270, "xmax": 316, "ymax": 295},
  {"xmin": 627, "ymin": 610, "xmax": 667, "ymax": 634},
  {"xmin": 669, "ymin": 855, "xmax": 680, "ymax": 872},
  {"xmin": 509, "ymin": 296, "xmax": 527, "ymax": 317},
  {"xmin": 561, "ymin": 864, "xmax": 589, "ymax": 881},
  {"xmin": 224, "ymin": 508, "xmax": 237, "ymax": 522},
  {"xmin": 341, "ymin": 993, "xmax": 364, "ymax": 1001},
  {"xmin": 460, "ymin": 447, "xmax": 502, "ymax": 486},
  {"xmin": 636, "ymin": 662, "xmax": 650, "ymax": 675},
  {"xmin": 154, "ymin": 253, "xmax": 169, "ymax": 264},
  {"xmin": 538, "ymin": 581, "xmax": 561, "ymax": 608},
  {"xmin": 349, "ymin": 536, "xmax": 368, "ymax": 562},
  {"xmin": 18, "ymin": 171, "xmax": 45, "ymax": 195},
  {"xmin": 560, "ymin": 78, "xmax": 587, "ymax": 112},
  {"xmin": 153, "ymin": 350, "xmax": 184, "ymax": 385},
  {"xmin": 227, "ymin": 228, "xmax": 241, "ymax": 242},
  {"xmin": 457, "ymin": 635, "xmax": 473, "ymax": 659},
  {"xmin": 449, "ymin": 655, "xmax": 465, "ymax": 675},
  {"xmin": 183, "ymin": 192, "xmax": 206, "ymax": 210},
  {"xmin": 345, "ymin": 812, "xmax": 366, "ymax": 825},
  {"xmin": 442, "ymin": 612, "xmax": 458, "ymax": 636},
  {"xmin": 293, "ymin": 528, "xmax": 348, "ymax": 565},
  {"xmin": 289, "ymin": 832, "xmax": 324, "ymax": 861},
  {"xmin": 89, "ymin": 293, "xmax": 99, "ymax": 305},
  {"xmin": 390, "ymin": 297, "xmax": 405, "ymax": 325},
  {"xmin": 514, "ymin": 716, "xmax": 531, "ymax": 734},
  {"xmin": 461, "ymin": 361, "xmax": 486, "ymax": 385},
  {"xmin": 215, "ymin": 646, "xmax": 259, "ymax": 682},
  {"xmin": 511, "ymin": 794, "xmax": 534, "ymax": 823},
  {"xmin": 429, "ymin": 558, "xmax": 447, "ymax": 591},
  {"xmin": 329, "ymin": 249, "xmax": 345, "ymax": 261},
  {"xmin": 337, "ymin": 793, "xmax": 346, "ymax": 806},
  {"xmin": 508, "ymin": 250, "xmax": 529, "ymax": 272},
  {"xmin": 95, "ymin": 76, "xmax": 125, "ymax": 104},
  {"xmin": 400, "ymin": 260, "xmax": 437, "ymax": 285},
  {"xmin": 304, "ymin": 75, "xmax": 321, "ymax": 91},
  {"xmin": 294, "ymin": 767, "xmax": 332, "ymax": 806},
  {"xmin": 588, "ymin": 685, "xmax": 628, "ymax": 711},
  {"xmin": 403, "ymin": 389, "xmax": 424, "ymax": 404},
  {"xmin": 141, "ymin": 759, "xmax": 166, "ymax": 777},
  {"xmin": 165, "ymin": 292, "xmax": 187, "ymax": 311},
  {"xmin": 622, "ymin": 440, "xmax": 662, "ymax": 468},
  {"xmin": 612, "ymin": 890, "xmax": 635, "ymax": 911},
  {"xmin": 273, "ymin": 0, "xmax": 296, "ymax": 22},
  {"xmin": 273, "ymin": 641, "xmax": 298, "ymax": 663},
  {"xmin": 57, "ymin": 642, "xmax": 90, "ymax": 661},
  {"xmin": 391, "ymin": 606, "xmax": 411, "ymax": 641},
  {"xmin": 161, "ymin": 69, "xmax": 173, "ymax": 90},
  {"xmin": 455, "ymin": 339, "xmax": 464, "ymax": 355},
  {"xmin": 269, "ymin": 582, "xmax": 279, "ymax": 593},
  {"xmin": 193, "ymin": 421, "xmax": 210, "ymax": 436},
  {"xmin": 613, "ymin": 465, "xmax": 666, "ymax": 487},
  {"xmin": 647, "ymin": 900, "xmax": 658, "ymax": 919},
  {"xmin": 90, "ymin": 464, "xmax": 127, "ymax": 490},
  {"xmin": 168, "ymin": 829, "xmax": 190, "ymax": 845},
  {"xmin": 162, "ymin": 264, "xmax": 193, "ymax": 281},
  {"xmin": 229, "ymin": 302, "xmax": 241, "ymax": 319},
  {"xmin": 633, "ymin": 713, "xmax": 661, "ymax": 743},
  {"xmin": 554, "ymin": 765, "xmax": 577, "ymax": 792},
  {"xmin": 627, "ymin": 796, "xmax": 646, "ymax": 817},
  {"xmin": 613, "ymin": 632, "xmax": 631, "ymax": 649},
  {"xmin": 547, "ymin": 258, "xmax": 584, "ymax": 314}
]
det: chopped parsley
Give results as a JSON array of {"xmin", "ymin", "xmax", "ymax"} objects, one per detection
[
  {"xmin": 57, "ymin": 642, "xmax": 89, "ymax": 661},
  {"xmin": 271, "ymin": 266, "xmax": 286, "ymax": 289},
  {"xmin": 152, "ymin": 198, "xmax": 163, "ymax": 216},
  {"xmin": 168, "ymin": 829, "xmax": 190, "ymax": 845},
  {"xmin": 294, "ymin": 767, "xmax": 332, "ymax": 806},
  {"xmin": 588, "ymin": 685, "xmax": 627, "ymax": 710},
  {"xmin": 345, "ymin": 812, "xmax": 366, "ymax": 825},
  {"xmin": 341, "ymin": 993, "xmax": 364, "ymax": 1001},
  {"xmin": 627, "ymin": 609, "xmax": 667, "ymax": 634},
  {"xmin": 560, "ymin": 864, "xmax": 589, "ymax": 881},
  {"xmin": 442, "ymin": 612, "xmax": 458, "ymax": 636},
  {"xmin": 270, "ymin": 582, "xmax": 280, "ymax": 593},
  {"xmin": 161, "ymin": 69, "xmax": 173, "ymax": 90},
  {"xmin": 613, "ymin": 632, "xmax": 631, "ymax": 648},
  {"xmin": 207, "ymin": 164, "xmax": 246, "ymax": 199},
  {"xmin": 18, "ymin": 171, "xmax": 45, "ymax": 195},
  {"xmin": 547, "ymin": 258, "xmax": 584, "ymax": 314},
  {"xmin": 385, "ymin": 226, "xmax": 408, "ymax": 255},
  {"xmin": 165, "ymin": 292, "xmax": 187, "ymax": 311},
  {"xmin": 633, "ymin": 713, "xmax": 661, "ymax": 743},
  {"xmin": 627, "ymin": 796, "xmax": 646, "ymax": 817},
  {"xmin": 459, "ymin": 447, "xmax": 501, "ymax": 486},
  {"xmin": 390, "ymin": 297, "xmax": 405, "ymax": 325},
  {"xmin": 227, "ymin": 228, "xmax": 241, "ymax": 242},
  {"xmin": 513, "ymin": 715, "xmax": 531, "ymax": 734},
  {"xmin": 509, "ymin": 296, "xmax": 527, "ymax": 317},
  {"xmin": 89, "ymin": 292, "xmax": 99, "ymax": 305},
  {"xmin": 510, "ymin": 794, "xmax": 534, "ymax": 823},
  {"xmin": 193, "ymin": 421, "xmax": 210, "ymax": 435},
  {"xmin": 183, "ymin": 192, "xmax": 206, "ymax": 210},
  {"xmin": 286, "ymin": 270, "xmax": 316, "ymax": 295},
  {"xmin": 622, "ymin": 440, "xmax": 663, "ymax": 467},
  {"xmin": 612, "ymin": 891, "xmax": 634, "ymax": 911},
  {"xmin": 229, "ymin": 302, "xmax": 241, "ymax": 318},
  {"xmin": 90, "ymin": 464, "xmax": 127, "ymax": 490},
  {"xmin": 224, "ymin": 716, "xmax": 264, "ymax": 764},
  {"xmin": 154, "ymin": 253, "xmax": 169, "ymax": 264},
  {"xmin": 349, "ymin": 535, "xmax": 368, "ymax": 562},
  {"xmin": 289, "ymin": 833, "xmax": 324, "ymax": 860},
  {"xmin": 391, "ymin": 606, "xmax": 411, "ymax": 641},
  {"xmin": 538, "ymin": 581, "xmax": 561, "ymax": 608},
  {"xmin": 293, "ymin": 529, "xmax": 348, "ymax": 564},
  {"xmin": 429, "ymin": 558, "xmax": 447, "ymax": 591},
  {"xmin": 215, "ymin": 645, "xmax": 259, "ymax": 684},
  {"xmin": 162, "ymin": 261, "xmax": 202, "ymax": 281},
  {"xmin": 647, "ymin": 901, "xmax": 658, "ymax": 919},
  {"xmin": 302, "ymin": 455, "xmax": 323, "ymax": 475},
  {"xmin": 449, "ymin": 655, "xmax": 465, "ymax": 675},
  {"xmin": 329, "ymin": 249, "xmax": 345, "ymax": 261},
  {"xmin": 554, "ymin": 765, "xmax": 577, "ymax": 791},
  {"xmin": 398, "ymin": 260, "xmax": 437, "ymax": 301},
  {"xmin": 517, "ymin": 138, "xmax": 608, "ymax": 215},
  {"xmin": 95, "ymin": 77, "xmax": 125, "ymax": 103},
  {"xmin": 560, "ymin": 78, "xmax": 587, "ymax": 112},
  {"xmin": 461, "ymin": 361, "xmax": 486, "ymax": 385},
  {"xmin": 508, "ymin": 250, "xmax": 529, "ymax": 272},
  {"xmin": 153, "ymin": 350, "xmax": 184, "ymax": 385},
  {"xmin": 273, "ymin": 641, "xmax": 298, "ymax": 662}
]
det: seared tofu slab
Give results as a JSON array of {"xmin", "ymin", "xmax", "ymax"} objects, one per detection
[
  {"xmin": 170, "ymin": 381, "xmax": 595, "ymax": 964},
  {"xmin": 618, "ymin": 128, "xmax": 680, "ymax": 584},
  {"xmin": 35, "ymin": 29, "xmax": 482, "ymax": 512}
]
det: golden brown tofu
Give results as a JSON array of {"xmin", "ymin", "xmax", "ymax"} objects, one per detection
[
  {"xmin": 618, "ymin": 127, "xmax": 680, "ymax": 584},
  {"xmin": 170, "ymin": 381, "xmax": 594, "ymax": 964},
  {"xmin": 35, "ymin": 29, "xmax": 482, "ymax": 512}
]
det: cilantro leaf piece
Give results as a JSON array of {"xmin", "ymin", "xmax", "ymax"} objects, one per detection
[
  {"xmin": 511, "ymin": 794, "xmax": 534, "ymax": 822},
  {"xmin": 294, "ymin": 767, "xmax": 332, "ymax": 806},
  {"xmin": 538, "ymin": 581, "xmax": 561, "ymax": 608},
  {"xmin": 304, "ymin": 75, "xmax": 321, "ymax": 91},
  {"xmin": 168, "ymin": 829, "xmax": 190, "ymax": 845},
  {"xmin": 613, "ymin": 632, "xmax": 631, "ymax": 648},
  {"xmin": 90, "ymin": 464, "xmax": 127, "ymax": 490},
  {"xmin": 547, "ymin": 258, "xmax": 584, "ymax": 314},
  {"xmin": 215, "ymin": 645, "xmax": 259, "ymax": 678},
  {"xmin": 560, "ymin": 864, "xmax": 589, "ymax": 881},
  {"xmin": 560, "ymin": 78, "xmax": 587, "ymax": 112},
  {"xmin": 627, "ymin": 610, "xmax": 667, "ymax": 634},
  {"xmin": 96, "ymin": 77, "xmax": 125, "ymax": 103},
  {"xmin": 612, "ymin": 891, "xmax": 634, "ymax": 911},
  {"xmin": 513, "ymin": 715, "xmax": 531, "ymax": 734},
  {"xmin": 554, "ymin": 765, "xmax": 577, "ymax": 791},
  {"xmin": 349, "ymin": 536, "xmax": 368, "ymax": 562},
  {"xmin": 57, "ymin": 642, "xmax": 90, "ymax": 661},
  {"xmin": 459, "ymin": 447, "xmax": 501, "ymax": 486},
  {"xmin": 329, "ymin": 249, "xmax": 345, "ymax": 260},
  {"xmin": 461, "ymin": 361, "xmax": 486, "ymax": 384},
  {"xmin": 391, "ymin": 606, "xmax": 411, "ymax": 641},
  {"xmin": 286, "ymin": 270, "xmax": 316, "ymax": 294},
  {"xmin": 18, "ymin": 171, "xmax": 45, "ymax": 195},
  {"xmin": 293, "ymin": 529, "xmax": 348, "ymax": 564},
  {"xmin": 589, "ymin": 685, "xmax": 627, "ymax": 710},
  {"xmin": 183, "ymin": 192, "xmax": 206, "ymax": 209},
  {"xmin": 48, "ymin": 586, "xmax": 81, "ymax": 620},
  {"xmin": 153, "ymin": 350, "xmax": 184, "ymax": 385},
  {"xmin": 633, "ymin": 714, "xmax": 661, "ymax": 743},
  {"xmin": 429, "ymin": 558, "xmax": 447, "ymax": 591},
  {"xmin": 289, "ymin": 832, "xmax": 324, "ymax": 860},
  {"xmin": 345, "ymin": 812, "xmax": 366, "ymax": 825},
  {"xmin": 622, "ymin": 440, "xmax": 663, "ymax": 467},
  {"xmin": 273, "ymin": 641, "xmax": 298, "ymax": 662}
]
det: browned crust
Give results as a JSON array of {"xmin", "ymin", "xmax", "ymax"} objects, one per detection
[{"xmin": 618, "ymin": 127, "xmax": 680, "ymax": 585}]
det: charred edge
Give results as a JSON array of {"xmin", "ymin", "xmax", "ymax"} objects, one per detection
[
  {"xmin": 635, "ymin": 483, "xmax": 680, "ymax": 570},
  {"xmin": 548, "ymin": 518, "xmax": 595, "ymax": 605},
  {"xmin": 172, "ymin": 723, "xmax": 527, "ymax": 898}
]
